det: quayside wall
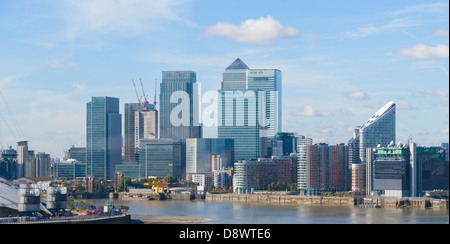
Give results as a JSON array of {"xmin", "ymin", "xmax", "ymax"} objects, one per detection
[
  {"xmin": 4, "ymin": 214, "xmax": 131, "ymax": 224},
  {"xmin": 206, "ymin": 194, "xmax": 352, "ymax": 206},
  {"xmin": 205, "ymin": 194, "xmax": 449, "ymax": 209}
]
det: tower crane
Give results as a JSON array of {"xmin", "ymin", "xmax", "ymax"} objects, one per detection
[
  {"xmin": 153, "ymin": 79, "xmax": 158, "ymax": 111},
  {"xmin": 140, "ymin": 78, "xmax": 149, "ymax": 111},
  {"xmin": 132, "ymin": 79, "xmax": 142, "ymax": 111}
]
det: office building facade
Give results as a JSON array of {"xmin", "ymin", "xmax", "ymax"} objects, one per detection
[
  {"xmin": 54, "ymin": 159, "xmax": 86, "ymax": 180},
  {"xmin": 160, "ymin": 71, "xmax": 201, "ymax": 141},
  {"xmin": 186, "ymin": 138, "xmax": 233, "ymax": 175},
  {"xmin": 135, "ymin": 110, "xmax": 158, "ymax": 148},
  {"xmin": 65, "ymin": 146, "xmax": 87, "ymax": 164},
  {"xmin": 297, "ymin": 143, "xmax": 350, "ymax": 195},
  {"xmin": 35, "ymin": 152, "xmax": 51, "ymax": 178},
  {"xmin": 139, "ymin": 139, "xmax": 185, "ymax": 179},
  {"xmin": 367, "ymin": 141, "xmax": 449, "ymax": 197},
  {"xmin": 124, "ymin": 103, "xmax": 140, "ymax": 162},
  {"xmin": 233, "ymin": 155, "xmax": 297, "ymax": 194},
  {"xmin": 86, "ymin": 96, "xmax": 122, "ymax": 180},
  {"xmin": 124, "ymin": 103, "xmax": 156, "ymax": 162},
  {"xmin": 218, "ymin": 58, "xmax": 282, "ymax": 162},
  {"xmin": 359, "ymin": 101, "xmax": 396, "ymax": 164}
]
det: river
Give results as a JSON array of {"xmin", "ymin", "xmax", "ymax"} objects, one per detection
[{"xmin": 88, "ymin": 199, "xmax": 449, "ymax": 224}]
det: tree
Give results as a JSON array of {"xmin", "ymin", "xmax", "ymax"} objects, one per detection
[
  {"xmin": 163, "ymin": 174, "xmax": 176, "ymax": 183},
  {"xmin": 75, "ymin": 182, "xmax": 85, "ymax": 192},
  {"xmin": 117, "ymin": 177, "xmax": 131, "ymax": 192}
]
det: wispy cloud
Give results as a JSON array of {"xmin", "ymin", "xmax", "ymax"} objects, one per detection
[
  {"xmin": 396, "ymin": 44, "xmax": 449, "ymax": 59},
  {"xmin": 344, "ymin": 90, "xmax": 370, "ymax": 100},
  {"xmin": 411, "ymin": 88, "xmax": 449, "ymax": 98},
  {"xmin": 439, "ymin": 127, "xmax": 449, "ymax": 134},
  {"xmin": 433, "ymin": 28, "xmax": 450, "ymax": 37},
  {"xmin": 389, "ymin": 2, "xmax": 449, "ymax": 16},
  {"xmin": 294, "ymin": 105, "xmax": 333, "ymax": 117},
  {"xmin": 47, "ymin": 62, "xmax": 81, "ymax": 69},
  {"xmin": 204, "ymin": 15, "xmax": 299, "ymax": 45},
  {"xmin": 345, "ymin": 18, "xmax": 418, "ymax": 38},
  {"xmin": 63, "ymin": 0, "xmax": 193, "ymax": 40}
]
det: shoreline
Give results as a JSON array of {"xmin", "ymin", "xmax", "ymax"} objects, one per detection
[{"xmin": 131, "ymin": 214, "xmax": 218, "ymax": 224}]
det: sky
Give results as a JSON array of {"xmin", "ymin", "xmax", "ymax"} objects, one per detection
[{"xmin": 0, "ymin": 0, "xmax": 448, "ymax": 158}]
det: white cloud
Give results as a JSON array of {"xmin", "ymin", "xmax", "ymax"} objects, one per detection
[
  {"xmin": 433, "ymin": 29, "xmax": 449, "ymax": 37},
  {"xmin": 294, "ymin": 105, "xmax": 332, "ymax": 117},
  {"xmin": 439, "ymin": 127, "xmax": 449, "ymax": 134},
  {"xmin": 396, "ymin": 101, "xmax": 412, "ymax": 110},
  {"xmin": 204, "ymin": 15, "xmax": 299, "ymax": 45},
  {"xmin": 410, "ymin": 88, "xmax": 449, "ymax": 98},
  {"xmin": 389, "ymin": 2, "xmax": 449, "ymax": 16},
  {"xmin": 64, "ymin": 0, "xmax": 192, "ymax": 39},
  {"xmin": 346, "ymin": 18, "xmax": 417, "ymax": 38},
  {"xmin": 47, "ymin": 62, "xmax": 81, "ymax": 69},
  {"xmin": 434, "ymin": 89, "xmax": 449, "ymax": 98},
  {"xmin": 344, "ymin": 90, "xmax": 370, "ymax": 100},
  {"xmin": 0, "ymin": 75, "xmax": 22, "ymax": 89},
  {"xmin": 396, "ymin": 44, "xmax": 449, "ymax": 59}
]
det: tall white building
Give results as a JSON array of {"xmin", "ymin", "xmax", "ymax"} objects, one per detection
[
  {"xmin": 135, "ymin": 110, "xmax": 158, "ymax": 148},
  {"xmin": 359, "ymin": 101, "xmax": 396, "ymax": 164}
]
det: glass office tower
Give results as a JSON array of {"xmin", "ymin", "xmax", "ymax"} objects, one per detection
[
  {"xmin": 160, "ymin": 71, "xmax": 202, "ymax": 141},
  {"xmin": 86, "ymin": 96, "xmax": 122, "ymax": 180},
  {"xmin": 186, "ymin": 138, "xmax": 233, "ymax": 174},
  {"xmin": 218, "ymin": 58, "xmax": 282, "ymax": 162},
  {"xmin": 139, "ymin": 139, "xmax": 185, "ymax": 178},
  {"xmin": 359, "ymin": 101, "xmax": 396, "ymax": 164},
  {"xmin": 124, "ymin": 103, "xmax": 140, "ymax": 162}
]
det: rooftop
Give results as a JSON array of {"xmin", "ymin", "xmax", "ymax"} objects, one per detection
[{"xmin": 225, "ymin": 58, "xmax": 250, "ymax": 70}]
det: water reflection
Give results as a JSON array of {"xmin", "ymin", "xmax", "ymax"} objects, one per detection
[{"xmin": 89, "ymin": 199, "xmax": 448, "ymax": 224}]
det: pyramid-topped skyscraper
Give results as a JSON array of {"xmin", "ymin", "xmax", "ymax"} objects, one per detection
[
  {"xmin": 225, "ymin": 58, "xmax": 250, "ymax": 70},
  {"xmin": 218, "ymin": 58, "xmax": 282, "ymax": 162}
]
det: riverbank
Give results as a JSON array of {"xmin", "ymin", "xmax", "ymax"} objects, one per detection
[
  {"xmin": 131, "ymin": 214, "xmax": 218, "ymax": 224},
  {"xmin": 114, "ymin": 191, "xmax": 449, "ymax": 209},
  {"xmin": 205, "ymin": 193, "xmax": 449, "ymax": 209}
]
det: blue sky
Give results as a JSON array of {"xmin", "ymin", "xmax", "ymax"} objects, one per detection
[{"xmin": 0, "ymin": 0, "xmax": 448, "ymax": 157}]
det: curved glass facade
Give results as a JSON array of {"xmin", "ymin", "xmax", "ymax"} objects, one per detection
[{"xmin": 359, "ymin": 102, "xmax": 396, "ymax": 164}]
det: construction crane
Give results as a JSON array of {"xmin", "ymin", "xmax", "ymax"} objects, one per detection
[
  {"xmin": 132, "ymin": 79, "xmax": 142, "ymax": 111},
  {"xmin": 153, "ymin": 79, "xmax": 158, "ymax": 111},
  {"xmin": 140, "ymin": 78, "xmax": 149, "ymax": 111},
  {"xmin": 143, "ymin": 180, "xmax": 168, "ymax": 194}
]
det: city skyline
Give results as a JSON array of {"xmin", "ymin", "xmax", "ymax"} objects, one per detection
[{"xmin": 0, "ymin": 1, "xmax": 448, "ymax": 157}]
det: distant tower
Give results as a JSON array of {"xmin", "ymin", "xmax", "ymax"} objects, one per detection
[
  {"xmin": 86, "ymin": 96, "xmax": 122, "ymax": 180},
  {"xmin": 218, "ymin": 58, "xmax": 282, "ymax": 161},
  {"xmin": 159, "ymin": 71, "xmax": 202, "ymax": 141}
]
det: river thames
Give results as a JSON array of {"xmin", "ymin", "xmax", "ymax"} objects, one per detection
[{"xmin": 90, "ymin": 199, "xmax": 449, "ymax": 224}]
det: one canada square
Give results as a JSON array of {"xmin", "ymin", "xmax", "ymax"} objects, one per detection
[{"xmin": 218, "ymin": 58, "xmax": 282, "ymax": 161}]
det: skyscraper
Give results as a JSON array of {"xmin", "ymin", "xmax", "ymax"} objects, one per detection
[
  {"xmin": 160, "ymin": 71, "xmax": 201, "ymax": 141},
  {"xmin": 35, "ymin": 152, "xmax": 51, "ymax": 178},
  {"xmin": 86, "ymin": 96, "xmax": 122, "ymax": 180},
  {"xmin": 16, "ymin": 141, "xmax": 29, "ymax": 178},
  {"xmin": 139, "ymin": 139, "xmax": 185, "ymax": 178},
  {"xmin": 359, "ymin": 101, "xmax": 396, "ymax": 164},
  {"xmin": 218, "ymin": 58, "xmax": 282, "ymax": 161},
  {"xmin": 124, "ymin": 103, "xmax": 157, "ymax": 162},
  {"xmin": 124, "ymin": 103, "xmax": 140, "ymax": 162}
]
